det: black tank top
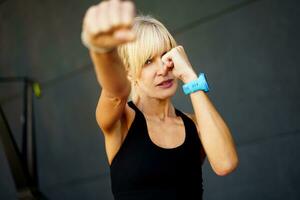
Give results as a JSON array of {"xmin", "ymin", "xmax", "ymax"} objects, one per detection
[{"xmin": 109, "ymin": 101, "xmax": 203, "ymax": 200}]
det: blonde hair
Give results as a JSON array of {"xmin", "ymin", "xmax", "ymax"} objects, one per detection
[{"xmin": 118, "ymin": 15, "xmax": 177, "ymax": 101}]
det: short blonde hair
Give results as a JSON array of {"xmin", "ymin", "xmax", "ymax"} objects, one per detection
[{"xmin": 118, "ymin": 15, "xmax": 177, "ymax": 101}]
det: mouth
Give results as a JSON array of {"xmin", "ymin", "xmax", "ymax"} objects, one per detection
[{"xmin": 156, "ymin": 79, "xmax": 174, "ymax": 88}]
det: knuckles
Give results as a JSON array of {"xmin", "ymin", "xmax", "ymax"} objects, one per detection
[
  {"xmin": 82, "ymin": 0, "xmax": 137, "ymax": 49},
  {"xmin": 84, "ymin": 0, "xmax": 135, "ymax": 35}
]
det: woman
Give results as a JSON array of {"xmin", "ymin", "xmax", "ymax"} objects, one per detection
[{"xmin": 81, "ymin": 0, "xmax": 239, "ymax": 199}]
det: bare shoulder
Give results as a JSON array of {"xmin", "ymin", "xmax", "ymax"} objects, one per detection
[
  {"xmin": 98, "ymin": 102, "xmax": 136, "ymax": 166},
  {"xmin": 100, "ymin": 102, "xmax": 135, "ymax": 138}
]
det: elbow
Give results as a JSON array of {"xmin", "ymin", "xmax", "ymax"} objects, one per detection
[{"xmin": 214, "ymin": 156, "xmax": 239, "ymax": 176}]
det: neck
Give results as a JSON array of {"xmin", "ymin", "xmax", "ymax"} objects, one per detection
[{"xmin": 134, "ymin": 97, "xmax": 176, "ymax": 121}]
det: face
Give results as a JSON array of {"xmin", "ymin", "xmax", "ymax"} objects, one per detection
[{"xmin": 135, "ymin": 50, "xmax": 178, "ymax": 100}]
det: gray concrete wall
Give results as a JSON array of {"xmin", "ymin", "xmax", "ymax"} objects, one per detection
[{"xmin": 0, "ymin": 0, "xmax": 299, "ymax": 199}]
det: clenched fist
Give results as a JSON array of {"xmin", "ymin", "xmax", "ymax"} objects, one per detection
[
  {"xmin": 82, "ymin": 0, "xmax": 136, "ymax": 52},
  {"xmin": 162, "ymin": 46, "xmax": 198, "ymax": 83}
]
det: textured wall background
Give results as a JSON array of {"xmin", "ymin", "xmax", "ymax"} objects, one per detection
[{"xmin": 1, "ymin": 0, "xmax": 299, "ymax": 199}]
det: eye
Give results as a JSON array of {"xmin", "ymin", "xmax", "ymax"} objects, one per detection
[{"xmin": 145, "ymin": 58, "xmax": 152, "ymax": 65}]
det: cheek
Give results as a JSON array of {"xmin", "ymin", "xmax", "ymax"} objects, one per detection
[
  {"xmin": 141, "ymin": 63, "xmax": 158, "ymax": 76},
  {"xmin": 139, "ymin": 69, "xmax": 156, "ymax": 86},
  {"xmin": 137, "ymin": 78, "xmax": 155, "ymax": 91},
  {"xmin": 141, "ymin": 79, "xmax": 154, "ymax": 90}
]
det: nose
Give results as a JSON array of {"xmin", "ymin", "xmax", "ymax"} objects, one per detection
[{"xmin": 157, "ymin": 59, "xmax": 170, "ymax": 76}]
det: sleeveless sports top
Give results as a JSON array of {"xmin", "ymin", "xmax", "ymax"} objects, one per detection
[{"xmin": 109, "ymin": 101, "xmax": 204, "ymax": 200}]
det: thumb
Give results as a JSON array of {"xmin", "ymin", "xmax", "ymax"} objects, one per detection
[
  {"xmin": 162, "ymin": 52, "xmax": 174, "ymax": 71},
  {"xmin": 161, "ymin": 60, "xmax": 174, "ymax": 75}
]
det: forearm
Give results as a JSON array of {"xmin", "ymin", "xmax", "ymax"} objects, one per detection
[
  {"xmin": 190, "ymin": 91, "xmax": 238, "ymax": 176},
  {"xmin": 160, "ymin": 45, "xmax": 238, "ymax": 174},
  {"xmin": 90, "ymin": 50, "xmax": 130, "ymax": 96}
]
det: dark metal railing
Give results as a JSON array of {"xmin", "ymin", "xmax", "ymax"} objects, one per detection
[{"xmin": 0, "ymin": 77, "xmax": 47, "ymax": 200}]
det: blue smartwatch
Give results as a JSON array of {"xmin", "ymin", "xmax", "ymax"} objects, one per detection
[{"xmin": 182, "ymin": 73, "xmax": 210, "ymax": 95}]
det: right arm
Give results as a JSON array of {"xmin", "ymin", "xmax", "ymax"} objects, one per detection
[
  {"xmin": 82, "ymin": 0, "xmax": 136, "ymax": 134},
  {"xmin": 93, "ymin": 50, "xmax": 130, "ymax": 134}
]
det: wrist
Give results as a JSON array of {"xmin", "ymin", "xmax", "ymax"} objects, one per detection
[
  {"xmin": 81, "ymin": 31, "xmax": 116, "ymax": 54},
  {"xmin": 181, "ymin": 71, "xmax": 198, "ymax": 84},
  {"xmin": 182, "ymin": 73, "xmax": 210, "ymax": 95}
]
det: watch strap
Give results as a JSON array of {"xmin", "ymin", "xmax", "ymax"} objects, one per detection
[{"xmin": 182, "ymin": 73, "xmax": 210, "ymax": 95}]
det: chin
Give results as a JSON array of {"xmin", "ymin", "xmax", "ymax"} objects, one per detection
[{"xmin": 156, "ymin": 83, "xmax": 178, "ymax": 100}]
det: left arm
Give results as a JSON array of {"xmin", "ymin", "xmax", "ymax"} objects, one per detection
[
  {"xmin": 162, "ymin": 46, "xmax": 239, "ymax": 176},
  {"xmin": 189, "ymin": 90, "xmax": 239, "ymax": 176}
]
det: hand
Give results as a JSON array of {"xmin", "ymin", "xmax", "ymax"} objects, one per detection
[
  {"xmin": 161, "ymin": 46, "xmax": 197, "ymax": 83},
  {"xmin": 82, "ymin": 0, "xmax": 136, "ymax": 51}
]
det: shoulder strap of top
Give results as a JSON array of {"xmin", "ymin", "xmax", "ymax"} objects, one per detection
[
  {"xmin": 175, "ymin": 108, "xmax": 195, "ymax": 125},
  {"xmin": 128, "ymin": 101, "xmax": 141, "ymax": 114},
  {"xmin": 125, "ymin": 101, "xmax": 149, "ymax": 143},
  {"xmin": 175, "ymin": 108, "xmax": 199, "ymax": 139},
  {"xmin": 127, "ymin": 101, "xmax": 145, "ymax": 124},
  {"xmin": 175, "ymin": 108, "xmax": 204, "ymax": 161},
  {"xmin": 127, "ymin": 101, "xmax": 135, "ymax": 109}
]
